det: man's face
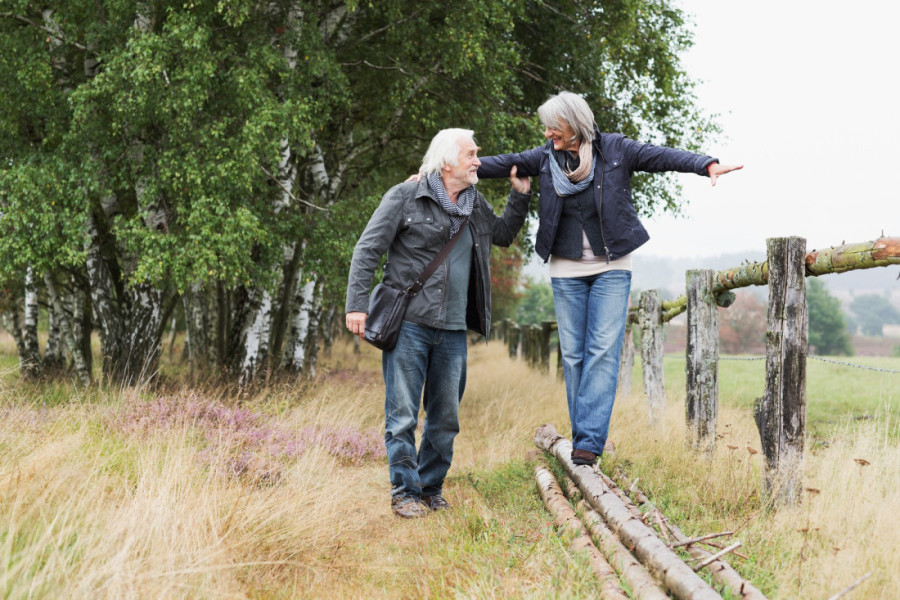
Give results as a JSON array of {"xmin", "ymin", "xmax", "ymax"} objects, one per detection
[{"xmin": 443, "ymin": 138, "xmax": 481, "ymax": 190}]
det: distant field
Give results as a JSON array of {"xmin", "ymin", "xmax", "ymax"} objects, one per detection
[{"xmin": 647, "ymin": 353, "xmax": 900, "ymax": 438}]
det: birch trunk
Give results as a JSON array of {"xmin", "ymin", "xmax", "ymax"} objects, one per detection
[
  {"xmin": 43, "ymin": 274, "xmax": 91, "ymax": 387},
  {"xmin": 183, "ymin": 282, "xmax": 210, "ymax": 372},
  {"xmin": 43, "ymin": 299, "xmax": 66, "ymax": 375},
  {"xmin": 68, "ymin": 283, "xmax": 93, "ymax": 379},
  {"xmin": 0, "ymin": 306, "xmax": 28, "ymax": 369},
  {"xmin": 21, "ymin": 267, "xmax": 43, "ymax": 379},
  {"xmin": 281, "ymin": 275, "xmax": 319, "ymax": 375}
]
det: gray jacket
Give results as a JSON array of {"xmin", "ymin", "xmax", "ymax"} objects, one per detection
[{"xmin": 345, "ymin": 179, "xmax": 531, "ymax": 337}]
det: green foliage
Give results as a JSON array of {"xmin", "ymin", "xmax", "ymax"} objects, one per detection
[
  {"xmin": 849, "ymin": 293, "xmax": 900, "ymax": 337},
  {"xmin": 516, "ymin": 276, "xmax": 555, "ymax": 326},
  {"xmin": 807, "ymin": 278, "xmax": 853, "ymax": 356},
  {"xmin": 0, "ymin": 0, "xmax": 716, "ymax": 316}
]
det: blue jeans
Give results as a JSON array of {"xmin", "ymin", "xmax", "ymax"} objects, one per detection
[
  {"xmin": 551, "ymin": 270, "xmax": 632, "ymax": 456},
  {"xmin": 382, "ymin": 321, "xmax": 467, "ymax": 500}
]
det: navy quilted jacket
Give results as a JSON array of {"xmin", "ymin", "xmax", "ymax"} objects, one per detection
[{"xmin": 478, "ymin": 131, "xmax": 717, "ymax": 262}]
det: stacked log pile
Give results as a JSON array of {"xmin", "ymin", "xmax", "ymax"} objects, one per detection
[{"xmin": 534, "ymin": 423, "xmax": 768, "ymax": 600}]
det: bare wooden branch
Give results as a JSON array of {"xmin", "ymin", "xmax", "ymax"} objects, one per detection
[
  {"xmin": 825, "ymin": 572, "xmax": 874, "ymax": 600},
  {"xmin": 670, "ymin": 531, "xmax": 735, "ymax": 549},
  {"xmin": 691, "ymin": 542, "xmax": 743, "ymax": 571}
]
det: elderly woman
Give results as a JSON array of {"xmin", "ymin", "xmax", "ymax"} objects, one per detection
[{"xmin": 478, "ymin": 91, "xmax": 741, "ymax": 466}]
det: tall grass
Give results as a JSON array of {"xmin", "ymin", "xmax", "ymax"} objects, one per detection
[{"xmin": 0, "ymin": 338, "xmax": 897, "ymax": 598}]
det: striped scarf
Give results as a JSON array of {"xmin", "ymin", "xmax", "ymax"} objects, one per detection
[{"xmin": 427, "ymin": 171, "xmax": 474, "ymax": 236}]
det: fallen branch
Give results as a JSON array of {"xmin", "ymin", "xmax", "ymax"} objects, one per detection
[
  {"xmin": 826, "ymin": 571, "xmax": 874, "ymax": 600},
  {"xmin": 534, "ymin": 463, "xmax": 629, "ymax": 599},
  {"xmin": 670, "ymin": 531, "xmax": 735, "ymax": 549},
  {"xmin": 692, "ymin": 542, "xmax": 743, "ymax": 571},
  {"xmin": 535, "ymin": 424, "xmax": 723, "ymax": 600},
  {"xmin": 611, "ymin": 467, "xmax": 767, "ymax": 599}
]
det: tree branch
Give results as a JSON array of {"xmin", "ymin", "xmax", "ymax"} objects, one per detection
[
  {"xmin": 259, "ymin": 163, "xmax": 329, "ymax": 213},
  {"xmin": 0, "ymin": 11, "xmax": 88, "ymax": 51}
]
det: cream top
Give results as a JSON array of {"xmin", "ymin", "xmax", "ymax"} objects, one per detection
[{"xmin": 548, "ymin": 230, "xmax": 633, "ymax": 278}]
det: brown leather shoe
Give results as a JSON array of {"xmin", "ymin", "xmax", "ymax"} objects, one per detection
[
  {"xmin": 422, "ymin": 494, "xmax": 450, "ymax": 511},
  {"xmin": 571, "ymin": 448, "xmax": 598, "ymax": 465},
  {"xmin": 391, "ymin": 497, "xmax": 429, "ymax": 519}
]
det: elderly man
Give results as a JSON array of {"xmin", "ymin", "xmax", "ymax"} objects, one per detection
[{"xmin": 345, "ymin": 128, "xmax": 531, "ymax": 518}]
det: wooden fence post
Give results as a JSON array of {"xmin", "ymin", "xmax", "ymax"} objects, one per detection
[
  {"xmin": 685, "ymin": 270, "xmax": 718, "ymax": 453},
  {"xmin": 755, "ymin": 237, "xmax": 808, "ymax": 507},
  {"xmin": 639, "ymin": 290, "xmax": 665, "ymax": 427},
  {"xmin": 617, "ymin": 322, "xmax": 634, "ymax": 397},
  {"xmin": 541, "ymin": 321, "xmax": 554, "ymax": 374},
  {"xmin": 508, "ymin": 323, "xmax": 520, "ymax": 359}
]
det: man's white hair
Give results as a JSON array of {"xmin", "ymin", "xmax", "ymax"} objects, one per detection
[{"xmin": 418, "ymin": 128, "xmax": 475, "ymax": 176}]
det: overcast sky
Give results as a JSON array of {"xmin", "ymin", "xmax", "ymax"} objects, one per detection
[{"xmin": 638, "ymin": 0, "xmax": 900, "ymax": 260}]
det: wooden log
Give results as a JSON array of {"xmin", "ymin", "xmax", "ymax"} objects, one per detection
[
  {"xmin": 534, "ymin": 464, "xmax": 629, "ymax": 599},
  {"xmin": 805, "ymin": 236, "xmax": 900, "ymax": 275},
  {"xmin": 617, "ymin": 322, "xmax": 634, "ymax": 397},
  {"xmin": 607, "ymin": 469, "xmax": 769, "ymax": 600},
  {"xmin": 638, "ymin": 291, "xmax": 666, "ymax": 427},
  {"xmin": 578, "ymin": 501, "xmax": 671, "ymax": 600},
  {"xmin": 685, "ymin": 270, "xmax": 719, "ymax": 453},
  {"xmin": 755, "ymin": 237, "xmax": 808, "ymax": 507},
  {"xmin": 535, "ymin": 424, "xmax": 723, "ymax": 600},
  {"xmin": 558, "ymin": 469, "xmax": 668, "ymax": 600}
]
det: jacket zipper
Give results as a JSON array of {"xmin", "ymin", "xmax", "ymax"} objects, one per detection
[{"xmin": 595, "ymin": 163, "xmax": 610, "ymax": 264}]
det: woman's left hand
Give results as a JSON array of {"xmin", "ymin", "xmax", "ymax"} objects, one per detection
[
  {"xmin": 708, "ymin": 162, "xmax": 744, "ymax": 186},
  {"xmin": 509, "ymin": 165, "xmax": 530, "ymax": 193}
]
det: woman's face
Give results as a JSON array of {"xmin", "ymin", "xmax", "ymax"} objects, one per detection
[{"xmin": 544, "ymin": 120, "xmax": 579, "ymax": 153}]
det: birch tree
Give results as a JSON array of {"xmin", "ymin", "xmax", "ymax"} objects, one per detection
[{"xmin": 1, "ymin": 0, "xmax": 717, "ymax": 385}]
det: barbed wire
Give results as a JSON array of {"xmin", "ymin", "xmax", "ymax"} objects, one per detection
[
  {"xmin": 663, "ymin": 353, "xmax": 900, "ymax": 373},
  {"xmin": 808, "ymin": 355, "xmax": 900, "ymax": 373}
]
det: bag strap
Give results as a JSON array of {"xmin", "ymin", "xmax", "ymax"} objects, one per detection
[{"xmin": 406, "ymin": 216, "xmax": 469, "ymax": 295}]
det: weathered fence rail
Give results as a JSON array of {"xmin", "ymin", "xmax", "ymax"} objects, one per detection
[{"xmin": 502, "ymin": 236, "xmax": 899, "ymax": 506}]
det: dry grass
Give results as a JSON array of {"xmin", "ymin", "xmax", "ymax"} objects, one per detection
[{"xmin": 0, "ymin": 338, "xmax": 897, "ymax": 598}]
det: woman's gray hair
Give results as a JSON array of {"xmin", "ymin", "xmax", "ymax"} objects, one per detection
[
  {"xmin": 418, "ymin": 128, "xmax": 475, "ymax": 176},
  {"xmin": 538, "ymin": 91, "xmax": 596, "ymax": 182}
]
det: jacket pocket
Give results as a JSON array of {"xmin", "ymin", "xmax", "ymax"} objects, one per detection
[{"xmin": 401, "ymin": 211, "xmax": 441, "ymax": 249}]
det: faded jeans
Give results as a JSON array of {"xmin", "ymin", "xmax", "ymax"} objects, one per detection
[
  {"xmin": 382, "ymin": 321, "xmax": 467, "ymax": 500},
  {"xmin": 551, "ymin": 270, "xmax": 632, "ymax": 456}
]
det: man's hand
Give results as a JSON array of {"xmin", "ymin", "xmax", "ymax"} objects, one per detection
[
  {"xmin": 509, "ymin": 165, "xmax": 530, "ymax": 193},
  {"xmin": 346, "ymin": 311, "xmax": 367, "ymax": 339},
  {"xmin": 708, "ymin": 162, "xmax": 744, "ymax": 186}
]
